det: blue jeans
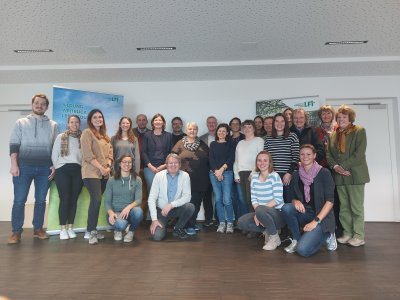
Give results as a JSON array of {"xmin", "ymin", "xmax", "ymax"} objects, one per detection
[
  {"xmin": 281, "ymin": 203, "xmax": 330, "ymax": 257},
  {"xmin": 232, "ymin": 182, "xmax": 248, "ymax": 220},
  {"xmin": 107, "ymin": 207, "xmax": 143, "ymax": 232},
  {"xmin": 144, "ymin": 167, "xmax": 156, "ymax": 194},
  {"xmin": 12, "ymin": 165, "xmax": 51, "ymax": 233},
  {"xmin": 209, "ymin": 170, "xmax": 234, "ymax": 223}
]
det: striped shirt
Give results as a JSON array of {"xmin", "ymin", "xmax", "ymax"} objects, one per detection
[
  {"xmin": 264, "ymin": 133, "xmax": 300, "ymax": 174},
  {"xmin": 250, "ymin": 171, "xmax": 283, "ymax": 209}
]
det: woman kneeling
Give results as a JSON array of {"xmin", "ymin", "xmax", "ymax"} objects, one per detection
[
  {"xmin": 282, "ymin": 144, "xmax": 337, "ymax": 257},
  {"xmin": 104, "ymin": 155, "xmax": 143, "ymax": 243},
  {"xmin": 238, "ymin": 151, "xmax": 285, "ymax": 251}
]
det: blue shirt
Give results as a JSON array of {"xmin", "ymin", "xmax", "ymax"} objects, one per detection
[{"xmin": 166, "ymin": 171, "xmax": 180, "ymax": 203}]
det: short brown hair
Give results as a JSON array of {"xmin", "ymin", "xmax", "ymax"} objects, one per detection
[
  {"xmin": 318, "ymin": 105, "xmax": 335, "ymax": 121},
  {"xmin": 31, "ymin": 93, "xmax": 49, "ymax": 106},
  {"xmin": 336, "ymin": 105, "xmax": 356, "ymax": 123}
]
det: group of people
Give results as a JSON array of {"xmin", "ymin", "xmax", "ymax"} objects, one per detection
[{"xmin": 8, "ymin": 93, "xmax": 369, "ymax": 257}]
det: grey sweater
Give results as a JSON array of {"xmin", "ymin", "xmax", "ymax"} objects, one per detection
[
  {"xmin": 104, "ymin": 175, "xmax": 142, "ymax": 213},
  {"xmin": 9, "ymin": 114, "xmax": 58, "ymax": 167}
]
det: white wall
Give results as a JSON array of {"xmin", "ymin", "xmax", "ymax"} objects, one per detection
[{"xmin": 1, "ymin": 75, "xmax": 400, "ymax": 221}]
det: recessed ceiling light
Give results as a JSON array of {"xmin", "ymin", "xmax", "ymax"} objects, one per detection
[
  {"xmin": 137, "ymin": 47, "xmax": 176, "ymax": 51},
  {"xmin": 13, "ymin": 49, "xmax": 54, "ymax": 53},
  {"xmin": 325, "ymin": 41, "xmax": 368, "ymax": 45}
]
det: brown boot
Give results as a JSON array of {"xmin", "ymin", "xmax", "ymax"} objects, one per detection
[
  {"xmin": 8, "ymin": 233, "xmax": 21, "ymax": 244},
  {"xmin": 33, "ymin": 229, "xmax": 49, "ymax": 240}
]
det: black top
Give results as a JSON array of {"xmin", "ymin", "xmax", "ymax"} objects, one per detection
[
  {"xmin": 142, "ymin": 131, "xmax": 173, "ymax": 167},
  {"xmin": 209, "ymin": 140, "xmax": 235, "ymax": 172}
]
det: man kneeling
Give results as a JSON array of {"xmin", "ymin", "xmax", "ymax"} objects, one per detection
[{"xmin": 149, "ymin": 153, "xmax": 195, "ymax": 240}]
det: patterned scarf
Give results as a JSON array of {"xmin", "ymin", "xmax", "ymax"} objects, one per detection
[
  {"xmin": 320, "ymin": 122, "xmax": 336, "ymax": 145},
  {"xmin": 336, "ymin": 124, "xmax": 356, "ymax": 153},
  {"xmin": 299, "ymin": 161, "xmax": 322, "ymax": 203},
  {"xmin": 183, "ymin": 136, "xmax": 200, "ymax": 152},
  {"xmin": 60, "ymin": 129, "xmax": 82, "ymax": 157}
]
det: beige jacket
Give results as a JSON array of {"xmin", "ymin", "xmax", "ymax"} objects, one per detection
[{"xmin": 81, "ymin": 128, "xmax": 113, "ymax": 179}]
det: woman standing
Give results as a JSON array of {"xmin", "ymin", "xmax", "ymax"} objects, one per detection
[
  {"xmin": 172, "ymin": 122, "xmax": 209, "ymax": 235},
  {"xmin": 142, "ymin": 113, "xmax": 173, "ymax": 193},
  {"xmin": 327, "ymin": 105, "xmax": 369, "ymax": 247},
  {"xmin": 111, "ymin": 116, "xmax": 140, "ymax": 174},
  {"xmin": 263, "ymin": 116, "xmax": 273, "ymax": 137},
  {"xmin": 283, "ymin": 107, "xmax": 294, "ymax": 128},
  {"xmin": 281, "ymin": 144, "xmax": 337, "ymax": 257},
  {"xmin": 233, "ymin": 120, "xmax": 264, "ymax": 213},
  {"xmin": 254, "ymin": 115, "xmax": 266, "ymax": 137},
  {"xmin": 104, "ymin": 155, "xmax": 143, "ymax": 243},
  {"xmin": 81, "ymin": 109, "xmax": 113, "ymax": 245},
  {"xmin": 209, "ymin": 123, "xmax": 235, "ymax": 233},
  {"xmin": 238, "ymin": 151, "xmax": 285, "ymax": 250},
  {"xmin": 52, "ymin": 115, "xmax": 83, "ymax": 240},
  {"xmin": 264, "ymin": 113, "xmax": 299, "ymax": 203}
]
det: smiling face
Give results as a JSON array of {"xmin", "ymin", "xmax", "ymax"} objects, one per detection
[
  {"xmin": 207, "ymin": 117, "xmax": 217, "ymax": 133},
  {"xmin": 152, "ymin": 116, "xmax": 164, "ymax": 130},
  {"xmin": 254, "ymin": 117, "xmax": 263, "ymax": 130},
  {"xmin": 293, "ymin": 110, "xmax": 306, "ymax": 129},
  {"xmin": 120, "ymin": 118, "xmax": 132, "ymax": 133},
  {"xmin": 274, "ymin": 115, "xmax": 286, "ymax": 134},
  {"xmin": 256, "ymin": 153, "xmax": 270, "ymax": 173},
  {"xmin": 242, "ymin": 124, "xmax": 255, "ymax": 138},
  {"xmin": 119, "ymin": 156, "xmax": 133, "ymax": 173},
  {"xmin": 31, "ymin": 97, "xmax": 48, "ymax": 116},
  {"xmin": 68, "ymin": 116, "xmax": 80, "ymax": 132},
  {"xmin": 91, "ymin": 112, "xmax": 104, "ymax": 130},
  {"xmin": 300, "ymin": 147, "xmax": 316, "ymax": 169},
  {"xmin": 320, "ymin": 110, "xmax": 334, "ymax": 124},
  {"xmin": 216, "ymin": 127, "xmax": 228, "ymax": 141},
  {"xmin": 186, "ymin": 124, "xmax": 198, "ymax": 139},
  {"xmin": 230, "ymin": 119, "xmax": 241, "ymax": 133},
  {"xmin": 166, "ymin": 156, "xmax": 181, "ymax": 176},
  {"xmin": 264, "ymin": 118, "xmax": 273, "ymax": 135},
  {"xmin": 336, "ymin": 112, "xmax": 351, "ymax": 129}
]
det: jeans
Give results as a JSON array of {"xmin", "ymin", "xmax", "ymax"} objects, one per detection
[
  {"xmin": 278, "ymin": 173, "xmax": 294, "ymax": 203},
  {"xmin": 54, "ymin": 164, "xmax": 83, "ymax": 225},
  {"xmin": 238, "ymin": 206, "xmax": 285, "ymax": 235},
  {"xmin": 143, "ymin": 167, "xmax": 156, "ymax": 194},
  {"xmin": 12, "ymin": 165, "xmax": 51, "ymax": 233},
  {"xmin": 83, "ymin": 178, "xmax": 108, "ymax": 232},
  {"xmin": 107, "ymin": 207, "xmax": 143, "ymax": 232},
  {"xmin": 209, "ymin": 170, "xmax": 234, "ymax": 223},
  {"xmin": 281, "ymin": 203, "xmax": 330, "ymax": 257},
  {"xmin": 232, "ymin": 182, "xmax": 248, "ymax": 220},
  {"xmin": 152, "ymin": 203, "xmax": 195, "ymax": 241}
]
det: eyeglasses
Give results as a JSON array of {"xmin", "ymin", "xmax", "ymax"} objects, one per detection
[{"xmin": 121, "ymin": 161, "xmax": 132, "ymax": 164}]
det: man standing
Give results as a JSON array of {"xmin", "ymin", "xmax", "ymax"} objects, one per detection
[
  {"xmin": 200, "ymin": 116, "xmax": 218, "ymax": 226},
  {"xmin": 8, "ymin": 93, "xmax": 58, "ymax": 244},
  {"xmin": 149, "ymin": 153, "xmax": 195, "ymax": 240},
  {"xmin": 171, "ymin": 116, "xmax": 186, "ymax": 145}
]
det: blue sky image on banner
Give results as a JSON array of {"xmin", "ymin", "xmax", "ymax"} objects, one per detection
[{"xmin": 52, "ymin": 86, "xmax": 123, "ymax": 134}]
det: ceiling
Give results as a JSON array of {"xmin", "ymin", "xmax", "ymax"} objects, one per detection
[{"xmin": 1, "ymin": 0, "xmax": 400, "ymax": 83}]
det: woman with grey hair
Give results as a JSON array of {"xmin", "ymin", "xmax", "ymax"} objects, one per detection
[{"xmin": 172, "ymin": 122, "xmax": 209, "ymax": 235}]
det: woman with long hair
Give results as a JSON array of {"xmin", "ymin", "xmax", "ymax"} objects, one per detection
[
  {"xmin": 264, "ymin": 113, "xmax": 299, "ymax": 203},
  {"xmin": 238, "ymin": 151, "xmax": 285, "ymax": 250},
  {"xmin": 254, "ymin": 115, "xmax": 266, "ymax": 137},
  {"xmin": 81, "ymin": 109, "xmax": 113, "ymax": 245},
  {"xmin": 52, "ymin": 115, "xmax": 83, "ymax": 240},
  {"xmin": 104, "ymin": 154, "xmax": 143, "ymax": 243},
  {"xmin": 282, "ymin": 144, "xmax": 337, "ymax": 257},
  {"xmin": 111, "ymin": 116, "xmax": 140, "ymax": 174}
]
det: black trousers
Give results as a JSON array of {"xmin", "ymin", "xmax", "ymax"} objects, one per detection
[
  {"xmin": 83, "ymin": 178, "xmax": 108, "ymax": 231},
  {"xmin": 54, "ymin": 164, "xmax": 83, "ymax": 225}
]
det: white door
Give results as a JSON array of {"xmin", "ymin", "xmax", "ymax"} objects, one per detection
[{"xmin": 327, "ymin": 99, "xmax": 398, "ymax": 221}]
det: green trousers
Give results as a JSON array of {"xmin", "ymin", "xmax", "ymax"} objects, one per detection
[{"xmin": 337, "ymin": 184, "xmax": 365, "ymax": 240}]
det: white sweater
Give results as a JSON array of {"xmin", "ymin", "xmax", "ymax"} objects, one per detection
[
  {"xmin": 233, "ymin": 137, "xmax": 264, "ymax": 180},
  {"xmin": 51, "ymin": 134, "xmax": 82, "ymax": 169}
]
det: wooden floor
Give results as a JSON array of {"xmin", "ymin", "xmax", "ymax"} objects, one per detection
[{"xmin": 0, "ymin": 222, "xmax": 399, "ymax": 300}]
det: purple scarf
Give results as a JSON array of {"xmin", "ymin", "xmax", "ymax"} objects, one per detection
[{"xmin": 299, "ymin": 161, "xmax": 322, "ymax": 203}]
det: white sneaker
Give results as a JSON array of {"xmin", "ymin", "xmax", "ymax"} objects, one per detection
[
  {"xmin": 326, "ymin": 233, "xmax": 337, "ymax": 251},
  {"xmin": 114, "ymin": 231, "xmax": 123, "ymax": 241},
  {"xmin": 60, "ymin": 229, "xmax": 69, "ymax": 240},
  {"xmin": 262, "ymin": 231, "xmax": 270, "ymax": 245},
  {"xmin": 85, "ymin": 231, "xmax": 104, "ymax": 240},
  {"xmin": 284, "ymin": 239, "xmax": 298, "ymax": 253},
  {"xmin": 337, "ymin": 235, "xmax": 351, "ymax": 244},
  {"xmin": 124, "ymin": 231, "xmax": 134, "ymax": 243},
  {"xmin": 216, "ymin": 223, "xmax": 226, "ymax": 233},
  {"xmin": 226, "ymin": 223, "xmax": 234, "ymax": 234},
  {"xmin": 262, "ymin": 234, "xmax": 281, "ymax": 251},
  {"xmin": 84, "ymin": 231, "xmax": 90, "ymax": 239},
  {"xmin": 88, "ymin": 231, "xmax": 98, "ymax": 245},
  {"xmin": 67, "ymin": 229, "xmax": 77, "ymax": 239}
]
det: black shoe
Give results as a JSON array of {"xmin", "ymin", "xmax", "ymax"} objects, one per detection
[{"xmin": 173, "ymin": 228, "xmax": 189, "ymax": 239}]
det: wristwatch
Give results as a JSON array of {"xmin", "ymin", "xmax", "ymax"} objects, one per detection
[{"xmin": 314, "ymin": 217, "xmax": 321, "ymax": 224}]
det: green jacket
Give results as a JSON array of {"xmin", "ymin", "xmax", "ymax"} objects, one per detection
[{"xmin": 327, "ymin": 125, "xmax": 370, "ymax": 185}]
